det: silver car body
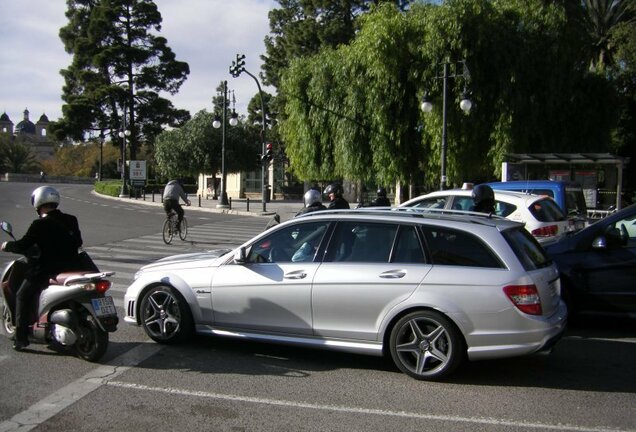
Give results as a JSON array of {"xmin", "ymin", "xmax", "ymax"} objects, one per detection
[{"xmin": 124, "ymin": 209, "xmax": 567, "ymax": 380}]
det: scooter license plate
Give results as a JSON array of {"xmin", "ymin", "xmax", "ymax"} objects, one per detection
[{"xmin": 91, "ymin": 297, "xmax": 117, "ymax": 317}]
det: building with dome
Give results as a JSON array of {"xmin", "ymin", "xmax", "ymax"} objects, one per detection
[{"xmin": 0, "ymin": 108, "xmax": 55, "ymax": 160}]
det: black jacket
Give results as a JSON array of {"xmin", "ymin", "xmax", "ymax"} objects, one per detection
[
  {"xmin": 328, "ymin": 197, "xmax": 350, "ymax": 209},
  {"xmin": 296, "ymin": 202, "xmax": 327, "ymax": 217},
  {"xmin": 4, "ymin": 209, "xmax": 83, "ymax": 277}
]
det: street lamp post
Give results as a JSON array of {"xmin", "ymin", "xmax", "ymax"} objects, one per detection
[
  {"xmin": 213, "ymin": 80, "xmax": 238, "ymax": 208},
  {"xmin": 98, "ymin": 131, "xmax": 104, "ymax": 181},
  {"xmin": 118, "ymin": 108, "xmax": 131, "ymax": 197},
  {"xmin": 421, "ymin": 60, "xmax": 472, "ymax": 190},
  {"xmin": 230, "ymin": 54, "xmax": 268, "ymax": 212}
]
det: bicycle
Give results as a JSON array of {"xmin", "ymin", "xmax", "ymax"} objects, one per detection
[{"xmin": 162, "ymin": 211, "xmax": 188, "ymax": 244}]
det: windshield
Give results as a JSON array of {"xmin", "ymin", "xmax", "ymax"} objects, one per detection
[
  {"xmin": 503, "ymin": 227, "xmax": 552, "ymax": 270},
  {"xmin": 528, "ymin": 198, "xmax": 566, "ymax": 222}
]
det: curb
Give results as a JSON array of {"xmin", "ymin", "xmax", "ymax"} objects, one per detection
[{"xmin": 92, "ymin": 191, "xmax": 281, "ymax": 219}]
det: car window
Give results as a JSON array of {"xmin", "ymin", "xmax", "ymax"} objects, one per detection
[
  {"xmin": 527, "ymin": 188, "xmax": 554, "ymax": 199},
  {"xmin": 528, "ymin": 198, "xmax": 566, "ymax": 222},
  {"xmin": 421, "ymin": 226, "xmax": 504, "ymax": 268},
  {"xmin": 325, "ymin": 221, "xmax": 397, "ymax": 263},
  {"xmin": 494, "ymin": 201, "xmax": 517, "ymax": 217},
  {"xmin": 409, "ymin": 196, "xmax": 447, "ymax": 209},
  {"xmin": 502, "ymin": 227, "xmax": 551, "ymax": 270},
  {"xmin": 452, "ymin": 197, "xmax": 473, "ymax": 211},
  {"xmin": 392, "ymin": 225, "xmax": 427, "ymax": 264},
  {"xmin": 247, "ymin": 221, "xmax": 330, "ymax": 263}
]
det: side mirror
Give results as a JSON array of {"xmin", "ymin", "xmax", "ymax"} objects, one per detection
[
  {"xmin": 1, "ymin": 221, "xmax": 14, "ymax": 239},
  {"xmin": 592, "ymin": 236, "xmax": 607, "ymax": 250},
  {"xmin": 233, "ymin": 246, "xmax": 247, "ymax": 264}
]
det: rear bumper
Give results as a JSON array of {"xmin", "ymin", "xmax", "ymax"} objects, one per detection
[{"xmin": 465, "ymin": 301, "xmax": 568, "ymax": 360}]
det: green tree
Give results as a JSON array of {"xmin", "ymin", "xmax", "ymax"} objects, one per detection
[
  {"xmin": 56, "ymin": 0, "xmax": 190, "ymax": 159},
  {"xmin": 0, "ymin": 136, "xmax": 40, "ymax": 174},
  {"xmin": 581, "ymin": 0, "xmax": 633, "ymax": 72},
  {"xmin": 154, "ymin": 90, "xmax": 261, "ymax": 181},
  {"xmin": 279, "ymin": 0, "xmax": 618, "ymax": 190},
  {"xmin": 262, "ymin": 0, "xmax": 414, "ymax": 88}
]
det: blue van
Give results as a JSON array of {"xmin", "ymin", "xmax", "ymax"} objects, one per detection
[{"xmin": 486, "ymin": 180, "xmax": 587, "ymax": 229}]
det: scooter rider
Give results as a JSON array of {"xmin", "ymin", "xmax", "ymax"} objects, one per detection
[
  {"xmin": 472, "ymin": 184, "xmax": 496, "ymax": 214},
  {"xmin": 370, "ymin": 187, "xmax": 391, "ymax": 207},
  {"xmin": 324, "ymin": 183, "xmax": 350, "ymax": 209},
  {"xmin": 0, "ymin": 186, "xmax": 83, "ymax": 351},
  {"xmin": 163, "ymin": 179, "xmax": 191, "ymax": 225},
  {"xmin": 296, "ymin": 189, "xmax": 327, "ymax": 216}
]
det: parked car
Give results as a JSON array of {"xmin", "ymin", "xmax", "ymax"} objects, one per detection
[
  {"xmin": 543, "ymin": 203, "xmax": 636, "ymax": 319},
  {"xmin": 486, "ymin": 180, "xmax": 587, "ymax": 230},
  {"xmin": 124, "ymin": 208, "xmax": 567, "ymax": 381},
  {"xmin": 399, "ymin": 188, "xmax": 573, "ymax": 242}
]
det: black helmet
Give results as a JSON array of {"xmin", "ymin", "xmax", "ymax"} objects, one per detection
[
  {"xmin": 377, "ymin": 187, "xmax": 387, "ymax": 197},
  {"xmin": 472, "ymin": 184, "xmax": 495, "ymax": 212},
  {"xmin": 323, "ymin": 183, "xmax": 343, "ymax": 196}
]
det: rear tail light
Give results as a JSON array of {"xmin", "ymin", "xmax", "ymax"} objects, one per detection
[
  {"xmin": 503, "ymin": 284, "xmax": 542, "ymax": 315},
  {"xmin": 95, "ymin": 280, "xmax": 111, "ymax": 294},
  {"xmin": 531, "ymin": 225, "xmax": 558, "ymax": 237}
]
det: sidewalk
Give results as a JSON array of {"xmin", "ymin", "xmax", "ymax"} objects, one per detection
[{"xmin": 104, "ymin": 191, "xmax": 303, "ymax": 223}]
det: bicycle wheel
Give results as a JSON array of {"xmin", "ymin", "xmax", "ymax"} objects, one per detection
[
  {"xmin": 162, "ymin": 217, "xmax": 173, "ymax": 244},
  {"xmin": 178, "ymin": 217, "xmax": 188, "ymax": 241}
]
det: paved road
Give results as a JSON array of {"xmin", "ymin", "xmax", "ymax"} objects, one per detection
[{"xmin": 1, "ymin": 182, "xmax": 635, "ymax": 432}]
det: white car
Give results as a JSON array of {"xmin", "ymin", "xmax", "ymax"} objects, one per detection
[
  {"xmin": 124, "ymin": 208, "xmax": 567, "ymax": 381},
  {"xmin": 399, "ymin": 188, "xmax": 573, "ymax": 241}
]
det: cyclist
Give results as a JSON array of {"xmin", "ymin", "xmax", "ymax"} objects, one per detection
[{"xmin": 163, "ymin": 179, "xmax": 191, "ymax": 227}]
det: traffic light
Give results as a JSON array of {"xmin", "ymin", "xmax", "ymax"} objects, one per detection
[
  {"xmin": 265, "ymin": 143, "xmax": 273, "ymax": 161},
  {"xmin": 230, "ymin": 54, "xmax": 246, "ymax": 77}
]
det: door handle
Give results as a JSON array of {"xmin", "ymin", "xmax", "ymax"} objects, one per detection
[
  {"xmin": 380, "ymin": 270, "xmax": 406, "ymax": 279},
  {"xmin": 284, "ymin": 271, "xmax": 307, "ymax": 279}
]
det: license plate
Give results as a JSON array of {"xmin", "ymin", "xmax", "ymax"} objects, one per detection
[{"xmin": 91, "ymin": 297, "xmax": 117, "ymax": 317}]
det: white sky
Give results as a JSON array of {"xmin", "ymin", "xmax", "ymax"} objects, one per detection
[{"xmin": 0, "ymin": 0, "xmax": 277, "ymax": 125}]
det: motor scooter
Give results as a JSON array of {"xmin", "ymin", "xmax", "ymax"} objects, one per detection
[{"xmin": 0, "ymin": 221, "xmax": 118, "ymax": 361}]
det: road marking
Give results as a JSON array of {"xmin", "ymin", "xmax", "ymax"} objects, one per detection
[
  {"xmin": 564, "ymin": 335, "xmax": 636, "ymax": 344},
  {"xmin": 0, "ymin": 343, "xmax": 164, "ymax": 432},
  {"xmin": 105, "ymin": 381, "xmax": 634, "ymax": 432}
]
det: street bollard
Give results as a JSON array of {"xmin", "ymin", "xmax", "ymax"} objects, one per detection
[
  {"xmin": 229, "ymin": 197, "xmax": 232, "ymax": 209},
  {"xmin": 246, "ymin": 198, "xmax": 250, "ymax": 212},
  {"xmin": 198, "ymin": 194, "xmax": 201, "ymax": 207}
]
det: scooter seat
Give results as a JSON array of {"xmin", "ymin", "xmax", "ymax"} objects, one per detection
[{"xmin": 49, "ymin": 272, "xmax": 91, "ymax": 285}]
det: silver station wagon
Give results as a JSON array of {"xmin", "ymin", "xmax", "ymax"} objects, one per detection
[{"xmin": 124, "ymin": 208, "xmax": 567, "ymax": 380}]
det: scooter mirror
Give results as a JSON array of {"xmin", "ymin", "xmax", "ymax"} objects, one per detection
[{"xmin": 1, "ymin": 221, "xmax": 13, "ymax": 236}]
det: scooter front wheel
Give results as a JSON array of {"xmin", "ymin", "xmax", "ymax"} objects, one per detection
[
  {"xmin": 75, "ymin": 315, "xmax": 108, "ymax": 362},
  {"xmin": 2, "ymin": 303, "xmax": 15, "ymax": 337}
]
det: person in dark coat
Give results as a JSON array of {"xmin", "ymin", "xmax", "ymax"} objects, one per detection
[
  {"xmin": 324, "ymin": 183, "xmax": 350, "ymax": 209},
  {"xmin": 1, "ymin": 186, "xmax": 83, "ymax": 351},
  {"xmin": 296, "ymin": 189, "xmax": 327, "ymax": 217},
  {"xmin": 370, "ymin": 187, "xmax": 391, "ymax": 207}
]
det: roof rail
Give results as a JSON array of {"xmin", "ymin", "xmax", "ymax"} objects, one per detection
[{"xmin": 295, "ymin": 206, "xmax": 506, "ymax": 221}]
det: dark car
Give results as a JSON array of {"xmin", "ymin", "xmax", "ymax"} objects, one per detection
[{"xmin": 543, "ymin": 203, "xmax": 636, "ymax": 319}]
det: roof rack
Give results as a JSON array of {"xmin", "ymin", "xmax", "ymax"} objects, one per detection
[{"xmin": 296, "ymin": 206, "xmax": 509, "ymax": 223}]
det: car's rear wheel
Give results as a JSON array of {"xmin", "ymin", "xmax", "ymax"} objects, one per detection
[
  {"xmin": 139, "ymin": 285, "xmax": 193, "ymax": 344},
  {"xmin": 389, "ymin": 310, "xmax": 464, "ymax": 380}
]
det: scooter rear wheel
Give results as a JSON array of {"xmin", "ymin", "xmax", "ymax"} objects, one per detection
[
  {"xmin": 2, "ymin": 303, "xmax": 15, "ymax": 337},
  {"xmin": 75, "ymin": 315, "xmax": 108, "ymax": 362}
]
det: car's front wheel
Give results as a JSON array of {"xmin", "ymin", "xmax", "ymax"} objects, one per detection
[
  {"xmin": 389, "ymin": 310, "xmax": 464, "ymax": 380},
  {"xmin": 139, "ymin": 285, "xmax": 193, "ymax": 344}
]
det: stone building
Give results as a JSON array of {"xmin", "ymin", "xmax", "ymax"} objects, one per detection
[{"xmin": 0, "ymin": 108, "xmax": 55, "ymax": 160}]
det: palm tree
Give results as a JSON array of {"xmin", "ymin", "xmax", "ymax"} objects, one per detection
[
  {"xmin": 0, "ymin": 138, "xmax": 40, "ymax": 173},
  {"xmin": 582, "ymin": 0, "xmax": 633, "ymax": 72}
]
